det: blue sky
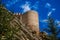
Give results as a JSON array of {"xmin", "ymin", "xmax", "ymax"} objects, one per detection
[{"xmin": 1, "ymin": 0, "xmax": 60, "ymax": 31}]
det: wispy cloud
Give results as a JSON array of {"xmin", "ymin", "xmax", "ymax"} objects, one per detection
[
  {"xmin": 21, "ymin": 1, "xmax": 31, "ymax": 13},
  {"xmin": 40, "ymin": 19, "xmax": 48, "ymax": 23},
  {"xmin": 32, "ymin": 1, "xmax": 39, "ymax": 10},
  {"xmin": 56, "ymin": 20, "xmax": 60, "ymax": 24},
  {"xmin": 48, "ymin": 8, "xmax": 56, "ymax": 16},
  {"xmin": 20, "ymin": 1, "xmax": 39, "ymax": 13},
  {"xmin": 41, "ymin": 19, "xmax": 60, "ymax": 27},
  {"xmin": 52, "ymin": 8, "xmax": 56, "ymax": 11},
  {"xmin": 6, "ymin": 0, "xmax": 19, "ymax": 7},
  {"xmin": 48, "ymin": 11, "xmax": 52, "ymax": 16},
  {"xmin": 45, "ymin": 3, "xmax": 56, "ymax": 16},
  {"xmin": 55, "ymin": 20, "xmax": 60, "ymax": 27},
  {"xmin": 45, "ymin": 3, "xmax": 51, "ymax": 8}
]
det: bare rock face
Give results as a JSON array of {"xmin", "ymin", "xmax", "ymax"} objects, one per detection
[{"xmin": 22, "ymin": 10, "xmax": 39, "ymax": 36}]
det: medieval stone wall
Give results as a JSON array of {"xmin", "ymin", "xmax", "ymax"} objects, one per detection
[{"xmin": 22, "ymin": 10, "xmax": 39, "ymax": 35}]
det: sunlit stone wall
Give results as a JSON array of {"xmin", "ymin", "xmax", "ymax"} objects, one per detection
[{"xmin": 22, "ymin": 10, "xmax": 39, "ymax": 35}]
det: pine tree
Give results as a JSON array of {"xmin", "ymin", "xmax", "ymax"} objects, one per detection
[
  {"xmin": 48, "ymin": 17, "xmax": 57, "ymax": 40},
  {"xmin": 44, "ymin": 16, "xmax": 60, "ymax": 40}
]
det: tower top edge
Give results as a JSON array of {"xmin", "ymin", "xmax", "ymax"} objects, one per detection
[{"xmin": 23, "ymin": 10, "xmax": 38, "ymax": 14}]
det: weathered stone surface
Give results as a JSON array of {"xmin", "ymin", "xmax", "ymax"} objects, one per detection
[
  {"xmin": 22, "ymin": 10, "xmax": 39, "ymax": 35},
  {"xmin": 10, "ymin": 11, "xmax": 45, "ymax": 40}
]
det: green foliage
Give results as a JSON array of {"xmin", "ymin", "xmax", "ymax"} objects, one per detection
[
  {"xmin": 44, "ymin": 17, "xmax": 60, "ymax": 40},
  {"xmin": 0, "ymin": 4, "xmax": 42, "ymax": 40},
  {"xmin": 0, "ymin": 4, "xmax": 14, "ymax": 40}
]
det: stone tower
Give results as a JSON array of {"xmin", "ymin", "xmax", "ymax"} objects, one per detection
[{"xmin": 22, "ymin": 10, "xmax": 39, "ymax": 35}]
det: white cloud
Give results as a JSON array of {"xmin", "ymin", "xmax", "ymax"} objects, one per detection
[
  {"xmin": 45, "ymin": 3, "xmax": 51, "ymax": 8},
  {"xmin": 55, "ymin": 20, "xmax": 60, "ymax": 24},
  {"xmin": 6, "ymin": 0, "xmax": 18, "ymax": 7},
  {"xmin": 48, "ymin": 11, "xmax": 52, "ymax": 16},
  {"xmin": 21, "ymin": 1, "xmax": 31, "ymax": 12},
  {"xmin": 42, "ymin": 19, "xmax": 48, "ymax": 22},
  {"xmin": 32, "ymin": 1, "xmax": 39, "ymax": 9},
  {"xmin": 45, "ymin": 3, "xmax": 56, "ymax": 17},
  {"xmin": 55, "ymin": 20, "xmax": 60, "ymax": 27},
  {"xmin": 40, "ymin": 19, "xmax": 60, "ymax": 27},
  {"xmin": 52, "ymin": 8, "xmax": 55, "ymax": 11},
  {"xmin": 48, "ymin": 8, "xmax": 56, "ymax": 16},
  {"xmin": 40, "ymin": 19, "xmax": 48, "ymax": 23},
  {"xmin": 58, "ymin": 23, "xmax": 60, "ymax": 26}
]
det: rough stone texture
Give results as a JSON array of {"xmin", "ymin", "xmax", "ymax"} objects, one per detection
[
  {"xmin": 22, "ymin": 10, "xmax": 39, "ymax": 35},
  {"xmin": 13, "ymin": 13, "xmax": 22, "ymax": 20},
  {"xmin": 10, "ymin": 11, "xmax": 48, "ymax": 40}
]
